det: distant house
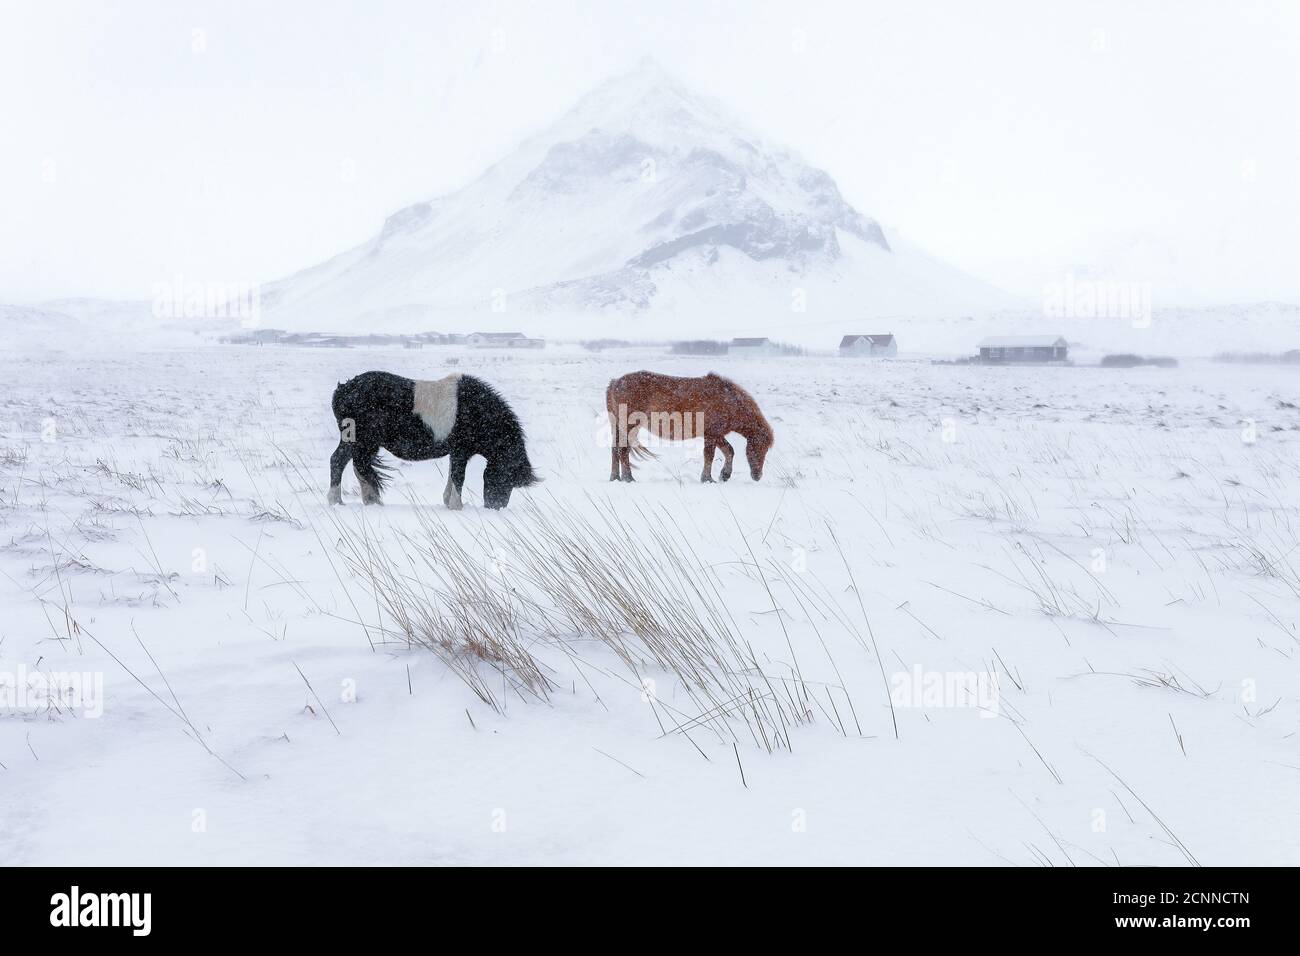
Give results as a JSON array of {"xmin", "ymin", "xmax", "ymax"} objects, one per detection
[
  {"xmin": 978, "ymin": 335, "xmax": 1068, "ymax": 364},
  {"xmin": 467, "ymin": 332, "xmax": 545, "ymax": 349},
  {"xmin": 670, "ymin": 339, "xmax": 729, "ymax": 356},
  {"xmin": 221, "ymin": 327, "xmax": 286, "ymax": 345},
  {"xmin": 729, "ymin": 337, "xmax": 783, "ymax": 358},
  {"xmin": 298, "ymin": 334, "xmax": 349, "ymax": 348},
  {"xmin": 839, "ymin": 333, "xmax": 897, "ymax": 357},
  {"xmin": 352, "ymin": 333, "xmax": 405, "ymax": 347}
]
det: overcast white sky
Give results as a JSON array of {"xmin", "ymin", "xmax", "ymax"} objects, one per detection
[{"xmin": 2, "ymin": 0, "xmax": 1298, "ymax": 306}]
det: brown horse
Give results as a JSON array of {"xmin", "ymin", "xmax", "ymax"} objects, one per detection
[{"xmin": 606, "ymin": 371, "xmax": 775, "ymax": 482}]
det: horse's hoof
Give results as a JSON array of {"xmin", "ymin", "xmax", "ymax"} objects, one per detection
[
  {"xmin": 720, "ymin": 473, "xmax": 732, "ymax": 482},
  {"xmin": 326, "ymin": 486, "xmax": 342, "ymax": 505},
  {"xmin": 701, "ymin": 475, "xmax": 714, "ymax": 483},
  {"xmin": 621, "ymin": 475, "xmax": 635, "ymax": 483}
]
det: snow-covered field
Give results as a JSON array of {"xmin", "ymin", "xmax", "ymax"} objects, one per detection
[{"xmin": 2, "ymin": 344, "xmax": 1298, "ymax": 866}]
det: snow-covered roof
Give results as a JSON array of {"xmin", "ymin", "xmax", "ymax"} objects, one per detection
[
  {"xmin": 839, "ymin": 334, "xmax": 894, "ymax": 347},
  {"xmin": 978, "ymin": 335, "xmax": 1067, "ymax": 348}
]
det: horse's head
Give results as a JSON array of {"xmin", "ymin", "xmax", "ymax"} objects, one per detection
[
  {"xmin": 483, "ymin": 475, "xmax": 513, "ymax": 510},
  {"xmin": 718, "ymin": 377, "xmax": 774, "ymax": 481},
  {"xmin": 484, "ymin": 449, "xmax": 540, "ymax": 510},
  {"xmin": 745, "ymin": 426, "xmax": 774, "ymax": 481}
]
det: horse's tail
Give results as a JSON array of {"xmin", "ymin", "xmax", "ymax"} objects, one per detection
[
  {"xmin": 331, "ymin": 380, "xmax": 395, "ymax": 491},
  {"xmin": 361, "ymin": 450, "xmax": 396, "ymax": 491},
  {"xmin": 606, "ymin": 377, "xmax": 658, "ymax": 460},
  {"xmin": 515, "ymin": 461, "xmax": 543, "ymax": 487},
  {"xmin": 627, "ymin": 431, "xmax": 658, "ymax": 460},
  {"xmin": 345, "ymin": 437, "xmax": 394, "ymax": 492}
]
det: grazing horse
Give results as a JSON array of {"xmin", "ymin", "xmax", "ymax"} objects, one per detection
[
  {"xmin": 327, "ymin": 370, "xmax": 538, "ymax": 509},
  {"xmin": 605, "ymin": 371, "xmax": 774, "ymax": 483}
]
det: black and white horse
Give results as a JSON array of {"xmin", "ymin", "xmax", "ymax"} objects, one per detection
[{"xmin": 327, "ymin": 370, "xmax": 538, "ymax": 510}]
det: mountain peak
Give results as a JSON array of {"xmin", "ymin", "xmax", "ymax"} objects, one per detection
[
  {"xmin": 263, "ymin": 67, "xmax": 1010, "ymax": 332},
  {"xmin": 555, "ymin": 59, "xmax": 735, "ymax": 149},
  {"xmin": 593, "ymin": 56, "xmax": 690, "ymax": 101},
  {"xmin": 613, "ymin": 55, "xmax": 680, "ymax": 86}
]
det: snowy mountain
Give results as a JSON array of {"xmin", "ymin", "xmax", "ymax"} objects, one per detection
[
  {"xmin": 11, "ymin": 62, "xmax": 1294, "ymax": 354},
  {"xmin": 261, "ymin": 61, "xmax": 1016, "ymax": 337}
]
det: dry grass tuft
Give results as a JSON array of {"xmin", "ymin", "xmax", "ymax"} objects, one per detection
[{"xmin": 332, "ymin": 494, "xmax": 836, "ymax": 748}]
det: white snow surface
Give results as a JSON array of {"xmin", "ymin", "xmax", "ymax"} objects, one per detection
[{"xmin": 2, "ymin": 344, "xmax": 1299, "ymax": 865}]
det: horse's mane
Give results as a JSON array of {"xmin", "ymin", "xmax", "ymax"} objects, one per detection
[
  {"xmin": 461, "ymin": 374, "xmax": 540, "ymax": 485},
  {"xmin": 466, "ymin": 375, "xmax": 526, "ymax": 437},
  {"xmin": 707, "ymin": 372, "xmax": 774, "ymax": 443}
]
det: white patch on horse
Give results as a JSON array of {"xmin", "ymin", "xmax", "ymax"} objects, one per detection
[{"xmin": 413, "ymin": 374, "xmax": 461, "ymax": 442}]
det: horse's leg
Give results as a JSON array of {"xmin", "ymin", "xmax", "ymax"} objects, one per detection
[
  {"xmin": 353, "ymin": 440, "xmax": 384, "ymax": 505},
  {"xmin": 607, "ymin": 406, "xmax": 622, "ymax": 482},
  {"xmin": 443, "ymin": 451, "xmax": 467, "ymax": 510},
  {"xmin": 718, "ymin": 437, "xmax": 735, "ymax": 482},
  {"xmin": 327, "ymin": 441, "xmax": 350, "ymax": 504},
  {"xmin": 619, "ymin": 431, "xmax": 634, "ymax": 482},
  {"xmin": 701, "ymin": 438, "xmax": 716, "ymax": 483}
]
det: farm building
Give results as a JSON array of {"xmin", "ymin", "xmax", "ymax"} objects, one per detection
[
  {"xmin": 978, "ymin": 335, "xmax": 1068, "ymax": 364},
  {"xmin": 839, "ymin": 333, "xmax": 897, "ymax": 357},
  {"xmin": 220, "ymin": 327, "xmax": 287, "ymax": 345},
  {"xmin": 670, "ymin": 339, "xmax": 729, "ymax": 356},
  {"xmin": 467, "ymin": 332, "xmax": 545, "ymax": 349},
  {"xmin": 729, "ymin": 337, "xmax": 783, "ymax": 358}
]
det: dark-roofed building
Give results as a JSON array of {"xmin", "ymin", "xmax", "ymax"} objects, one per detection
[
  {"xmin": 729, "ymin": 336, "xmax": 782, "ymax": 357},
  {"xmin": 467, "ymin": 332, "xmax": 545, "ymax": 349},
  {"xmin": 978, "ymin": 335, "xmax": 1068, "ymax": 363},
  {"xmin": 839, "ymin": 333, "xmax": 897, "ymax": 357},
  {"xmin": 670, "ymin": 339, "xmax": 728, "ymax": 356}
]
